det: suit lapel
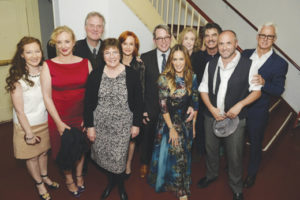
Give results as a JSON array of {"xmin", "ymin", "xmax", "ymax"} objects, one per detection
[
  {"xmin": 258, "ymin": 51, "xmax": 275, "ymax": 76},
  {"xmin": 152, "ymin": 49, "xmax": 160, "ymax": 77}
]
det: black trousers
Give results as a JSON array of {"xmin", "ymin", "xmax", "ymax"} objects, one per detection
[{"xmin": 140, "ymin": 116, "xmax": 158, "ymax": 165}]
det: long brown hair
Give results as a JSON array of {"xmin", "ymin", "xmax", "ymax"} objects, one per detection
[
  {"xmin": 5, "ymin": 36, "xmax": 44, "ymax": 92},
  {"xmin": 161, "ymin": 44, "xmax": 193, "ymax": 95}
]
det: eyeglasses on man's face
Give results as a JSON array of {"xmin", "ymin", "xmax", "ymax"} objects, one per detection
[
  {"xmin": 155, "ymin": 36, "xmax": 171, "ymax": 42},
  {"xmin": 258, "ymin": 34, "xmax": 275, "ymax": 40}
]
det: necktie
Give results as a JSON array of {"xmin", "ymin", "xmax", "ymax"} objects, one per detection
[
  {"xmin": 161, "ymin": 53, "xmax": 166, "ymax": 72},
  {"xmin": 92, "ymin": 48, "xmax": 97, "ymax": 59}
]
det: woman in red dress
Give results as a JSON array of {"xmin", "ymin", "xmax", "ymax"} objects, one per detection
[{"xmin": 41, "ymin": 26, "xmax": 92, "ymax": 197}]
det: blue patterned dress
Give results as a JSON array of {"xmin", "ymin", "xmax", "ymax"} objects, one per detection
[{"xmin": 148, "ymin": 74, "xmax": 199, "ymax": 197}]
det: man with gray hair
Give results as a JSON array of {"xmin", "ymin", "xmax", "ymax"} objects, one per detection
[
  {"xmin": 74, "ymin": 11, "xmax": 105, "ymax": 69},
  {"xmin": 242, "ymin": 22, "xmax": 288, "ymax": 188},
  {"xmin": 198, "ymin": 30, "xmax": 261, "ymax": 200},
  {"xmin": 47, "ymin": 12, "xmax": 105, "ymax": 70}
]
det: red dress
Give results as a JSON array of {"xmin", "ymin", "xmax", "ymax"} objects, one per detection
[{"xmin": 46, "ymin": 59, "xmax": 89, "ymax": 159}]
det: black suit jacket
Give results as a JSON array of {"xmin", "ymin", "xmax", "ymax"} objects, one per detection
[
  {"xmin": 74, "ymin": 38, "xmax": 104, "ymax": 70},
  {"xmin": 141, "ymin": 49, "xmax": 160, "ymax": 120}
]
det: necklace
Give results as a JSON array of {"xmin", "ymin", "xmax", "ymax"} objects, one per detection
[{"xmin": 28, "ymin": 73, "xmax": 40, "ymax": 78}]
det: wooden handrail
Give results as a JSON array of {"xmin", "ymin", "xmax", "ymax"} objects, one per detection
[
  {"xmin": 223, "ymin": 0, "xmax": 300, "ymax": 71},
  {"xmin": 186, "ymin": 0, "xmax": 243, "ymax": 52},
  {"xmin": 0, "ymin": 59, "xmax": 11, "ymax": 67},
  {"xmin": 186, "ymin": 0, "xmax": 213, "ymax": 23}
]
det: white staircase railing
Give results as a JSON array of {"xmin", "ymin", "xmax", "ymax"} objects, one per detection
[{"xmin": 148, "ymin": 0, "xmax": 208, "ymax": 40}]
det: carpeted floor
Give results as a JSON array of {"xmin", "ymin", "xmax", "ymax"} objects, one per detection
[{"xmin": 0, "ymin": 122, "xmax": 299, "ymax": 200}]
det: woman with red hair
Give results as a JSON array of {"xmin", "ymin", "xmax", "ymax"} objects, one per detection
[{"xmin": 118, "ymin": 31, "xmax": 145, "ymax": 178}]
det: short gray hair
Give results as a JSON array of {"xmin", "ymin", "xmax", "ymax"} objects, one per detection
[
  {"xmin": 84, "ymin": 11, "xmax": 105, "ymax": 26},
  {"xmin": 152, "ymin": 24, "xmax": 171, "ymax": 39},
  {"xmin": 258, "ymin": 22, "xmax": 277, "ymax": 36}
]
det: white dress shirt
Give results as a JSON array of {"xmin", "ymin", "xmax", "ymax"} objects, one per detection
[
  {"xmin": 198, "ymin": 51, "xmax": 261, "ymax": 114},
  {"xmin": 156, "ymin": 49, "xmax": 170, "ymax": 73},
  {"xmin": 87, "ymin": 38, "xmax": 101, "ymax": 54},
  {"xmin": 248, "ymin": 48, "xmax": 273, "ymax": 86}
]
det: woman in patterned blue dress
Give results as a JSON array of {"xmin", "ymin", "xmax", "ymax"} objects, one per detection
[{"xmin": 148, "ymin": 44, "xmax": 199, "ymax": 200}]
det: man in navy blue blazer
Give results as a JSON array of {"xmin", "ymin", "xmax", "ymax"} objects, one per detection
[{"xmin": 242, "ymin": 22, "xmax": 288, "ymax": 188}]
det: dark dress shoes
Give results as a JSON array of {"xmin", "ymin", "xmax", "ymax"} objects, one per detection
[
  {"xmin": 101, "ymin": 186, "xmax": 114, "ymax": 200},
  {"xmin": 197, "ymin": 176, "xmax": 217, "ymax": 188},
  {"xmin": 119, "ymin": 191, "xmax": 128, "ymax": 200},
  {"xmin": 243, "ymin": 175, "xmax": 256, "ymax": 188},
  {"xmin": 233, "ymin": 193, "xmax": 244, "ymax": 200}
]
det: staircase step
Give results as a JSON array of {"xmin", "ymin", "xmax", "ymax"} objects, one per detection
[{"xmin": 262, "ymin": 98, "xmax": 294, "ymax": 151}]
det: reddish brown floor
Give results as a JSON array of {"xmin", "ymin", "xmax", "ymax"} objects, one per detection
[{"xmin": 0, "ymin": 122, "xmax": 299, "ymax": 200}]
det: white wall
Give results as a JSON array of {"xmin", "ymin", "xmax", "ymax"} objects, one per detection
[
  {"xmin": 194, "ymin": 0, "xmax": 300, "ymax": 112},
  {"xmin": 52, "ymin": 0, "xmax": 154, "ymax": 54},
  {"xmin": 51, "ymin": 0, "xmax": 300, "ymax": 112}
]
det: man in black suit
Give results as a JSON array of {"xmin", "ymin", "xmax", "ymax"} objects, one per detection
[
  {"xmin": 139, "ymin": 24, "xmax": 194, "ymax": 178},
  {"xmin": 139, "ymin": 24, "xmax": 171, "ymax": 178},
  {"xmin": 47, "ymin": 11, "xmax": 105, "ymax": 70}
]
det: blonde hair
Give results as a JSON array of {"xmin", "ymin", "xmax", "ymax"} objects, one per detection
[
  {"xmin": 178, "ymin": 27, "xmax": 202, "ymax": 52},
  {"xmin": 161, "ymin": 44, "xmax": 193, "ymax": 95},
  {"xmin": 49, "ymin": 26, "xmax": 76, "ymax": 46}
]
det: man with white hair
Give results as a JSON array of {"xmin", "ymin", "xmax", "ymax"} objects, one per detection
[{"xmin": 242, "ymin": 22, "xmax": 288, "ymax": 188}]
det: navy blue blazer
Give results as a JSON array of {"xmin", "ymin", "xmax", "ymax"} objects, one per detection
[{"xmin": 242, "ymin": 49, "xmax": 288, "ymax": 112}]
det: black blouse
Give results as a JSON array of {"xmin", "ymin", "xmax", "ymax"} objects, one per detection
[{"xmin": 83, "ymin": 65, "xmax": 143, "ymax": 128}]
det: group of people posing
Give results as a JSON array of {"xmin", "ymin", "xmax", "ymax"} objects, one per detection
[{"xmin": 6, "ymin": 10, "xmax": 288, "ymax": 200}]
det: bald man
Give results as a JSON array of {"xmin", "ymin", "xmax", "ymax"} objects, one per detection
[{"xmin": 198, "ymin": 30, "xmax": 261, "ymax": 200}]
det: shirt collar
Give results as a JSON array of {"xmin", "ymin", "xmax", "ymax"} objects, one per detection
[
  {"xmin": 218, "ymin": 50, "xmax": 241, "ymax": 70},
  {"xmin": 250, "ymin": 48, "xmax": 273, "ymax": 60},
  {"xmin": 86, "ymin": 38, "xmax": 101, "ymax": 54},
  {"xmin": 156, "ymin": 48, "xmax": 170, "ymax": 57}
]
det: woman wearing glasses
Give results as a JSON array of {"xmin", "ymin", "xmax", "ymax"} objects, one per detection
[{"xmin": 84, "ymin": 38, "xmax": 143, "ymax": 200}]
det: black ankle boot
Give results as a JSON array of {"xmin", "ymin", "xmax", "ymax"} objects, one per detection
[
  {"xmin": 117, "ymin": 175, "xmax": 128, "ymax": 200},
  {"xmin": 101, "ymin": 174, "xmax": 115, "ymax": 200}
]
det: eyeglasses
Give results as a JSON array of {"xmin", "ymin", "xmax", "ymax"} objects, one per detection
[
  {"xmin": 155, "ymin": 36, "xmax": 171, "ymax": 42},
  {"xmin": 258, "ymin": 34, "xmax": 275, "ymax": 40}
]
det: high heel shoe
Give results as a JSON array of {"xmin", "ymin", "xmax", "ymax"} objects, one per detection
[
  {"xmin": 36, "ymin": 181, "xmax": 51, "ymax": 200},
  {"xmin": 66, "ymin": 182, "xmax": 80, "ymax": 198},
  {"xmin": 76, "ymin": 175, "xmax": 85, "ymax": 193},
  {"xmin": 41, "ymin": 174, "xmax": 59, "ymax": 189}
]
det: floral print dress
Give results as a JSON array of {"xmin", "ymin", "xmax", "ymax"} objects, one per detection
[{"xmin": 148, "ymin": 74, "xmax": 199, "ymax": 197}]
